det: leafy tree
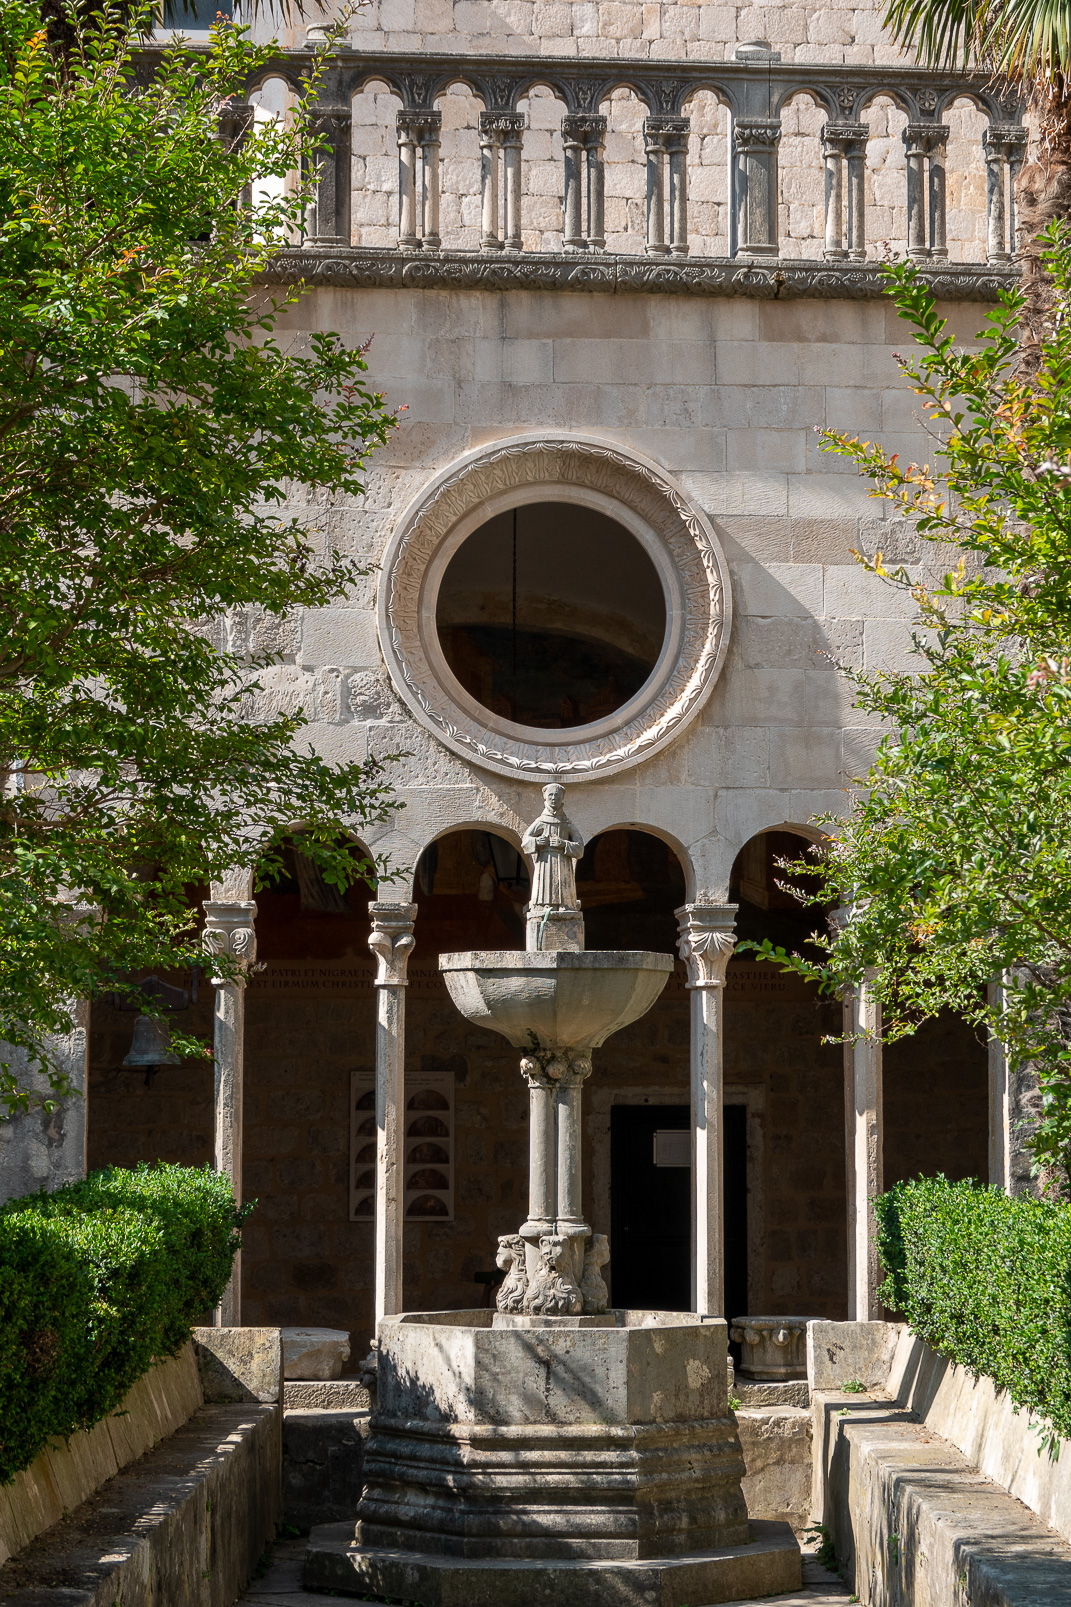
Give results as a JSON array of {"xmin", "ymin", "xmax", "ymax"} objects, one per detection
[
  {"xmin": 749, "ymin": 231, "xmax": 1071, "ymax": 1191},
  {"xmin": 0, "ymin": 2, "xmax": 399, "ymax": 1115}
]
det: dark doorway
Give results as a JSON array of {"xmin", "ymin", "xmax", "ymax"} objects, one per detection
[{"xmin": 610, "ymin": 1103, "xmax": 748, "ymax": 1313}]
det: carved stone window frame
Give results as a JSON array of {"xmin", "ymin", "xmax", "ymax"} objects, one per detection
[{"xmin": 377, "ymin": 432, "xmax": 732, "ymax": 782}]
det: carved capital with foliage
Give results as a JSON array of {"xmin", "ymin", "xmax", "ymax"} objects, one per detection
[
  {"xmin": 676, "ymin": 902, "xmax": 737, "ymax": 989},
  {"xmin": 203, "ymin": 900, "xmax": 257, "ymax": 984},
  {"xmin": 369, "ymin": 901, "xmax": 417, "ymax": 987}
]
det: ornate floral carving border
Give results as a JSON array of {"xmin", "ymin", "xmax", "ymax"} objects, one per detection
[
  {"xmin": 262, "ymin": 247, "xmax": 1018, "ymax": 302},
  {"xmin": 377, "ymin": 434, "xmax": 732, "ymax": 782}
]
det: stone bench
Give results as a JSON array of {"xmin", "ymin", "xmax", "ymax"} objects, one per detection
[
  {"xmin": 0, "ymin": 1327, "xmax": 283, "ymax": 1607},
  {"xmin": 816, "ymin": 1391, "xmax": 1071, "ymax": 1605},
  {"xmin": 0, "ymin": 1402, "xmax": 280, "ymax": 1607},
  {"xmin": 812, "ymin": 1323, "xmax": 1071, "ymax": 1606}
]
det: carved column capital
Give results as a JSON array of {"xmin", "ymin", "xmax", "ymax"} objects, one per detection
[
  {"xmin": 676, "ymin": 902, "xmax": 737, "ymax": 989},
  {"xmin": 984, "ymin": 121, "xmax": 1028, "ymax": 161},
  {"xmin": 311, "ymin": 104, "xmax": 352, "ymax": 135},
  {"xmin": 398, "ymin": 109, "xmax": 442, "ymax": 143},
  {"xmin": 219, "ymin": 99, "xmax": 254, "ymax": 149},
  {"xmin": 733, "ymin": 118, "xmax": 782, "ymax": 151},
  {"xmin": 480, "ymin": 110, "xmax": 526, "ymax": 136},
  {"xmin": 821, "ymin": 120, "xmax": 868, "ymax": 157},
  {"xmin": 203, "ymin": 900, "xmax": 257, "ymax": 982},
  {"xmin": 369, "ymin": 901, "xmax": 417, "ymax": 987},
  {"xmin": 562, "ymin": 112, "xmax": 607, "ymax": 147},
  {"xmin": 644, "ymin": 114, "xmax": 689, "ymax": 153},
  {"xmin": 520, "ymin": 1049, "xmax": 593, "ymax": 1088},
  {"xmin": 904, "ymin": 121, "xmax": 949, "ymax": 154}
]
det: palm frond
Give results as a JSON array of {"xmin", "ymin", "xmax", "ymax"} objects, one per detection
[
  {"xmin": 988, "ymin": 0, "xmax": 1071, "ymax": 81},
  {"xmin": 883, "ymin": 0, "xmax": 994, "ymax": 68}
]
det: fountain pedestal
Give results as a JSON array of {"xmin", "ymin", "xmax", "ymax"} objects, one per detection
[{"xmin": 305, "ymin": 1309, "xmax": 802, "ymax": 1605}]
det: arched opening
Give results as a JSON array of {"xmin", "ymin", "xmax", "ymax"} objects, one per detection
[
  {"xmin": 436, "ymin": 502, "xmax": 667, "ymax": 730},
  {"xmin": 239, "ymin": 836, "xmax": 375, "ymax": 1340},
  {"xmin": 399, "ymin": 828, "xmax": 531, "ymax": 1314},
  {"xmin": 401, "ymin": 826, "xmax": 692, "ymax": 1316},
  {"xmin": 515, "ymin": 85, "xmax": 569, "ymax": 251},
  {"xmin": 575, "ymin": 831, "xmax": 692, "ymax": 1313},
  {"xmin": 349, "ymin": 79, "xmax": 403, "ymax": 249},
  {"xmin": 778, "ymin": 91, "xmax": 827, "ymax": 260},
  {"xmin": 727, "ymin": 828, "xmax": 843, "ymax": 1322},
  {"xmin": 682, "ymin": 88, "xmax": 732, "ymax": 256},
  {"xmin": 87, "ymin": 880, "xmax": 215, "ymax": 1175}
]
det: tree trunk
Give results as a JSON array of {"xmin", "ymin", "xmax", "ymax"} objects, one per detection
[{"xmin": 1015, "ymin": 81, "xmax": 1071, "ymax": 369}]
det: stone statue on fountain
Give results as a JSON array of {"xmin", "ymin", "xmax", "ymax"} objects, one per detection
[{"xmin": 522, "ymin": 782, "xmax": 585, "ymax": 951}]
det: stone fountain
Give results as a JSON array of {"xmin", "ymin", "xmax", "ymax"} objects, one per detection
[{"xmin": 304, "ymin": 786, "xmax": 801, "ymax": 1605}]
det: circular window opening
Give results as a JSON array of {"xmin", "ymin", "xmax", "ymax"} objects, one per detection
[{"xmin": 435, "ymin": 502, "xmax": 667, "ymax": 730}]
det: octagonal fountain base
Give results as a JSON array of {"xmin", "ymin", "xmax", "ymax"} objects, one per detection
[{"xmin": 303, "ymin": 1309, "xmax": 802, "ymax": 1605}]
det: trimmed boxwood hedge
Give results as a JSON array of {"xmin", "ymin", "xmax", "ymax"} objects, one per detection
[
  {"xmin": 0, "ymin": 1163, "xmax": 248, "ymax": 1483},
  {"xmin": 876, "ymin": 1175, "xmax": 1071, "ymax": 1445}
]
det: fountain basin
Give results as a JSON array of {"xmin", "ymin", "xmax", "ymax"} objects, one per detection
[
  {"xmin": 439, "ymin": 950, "xmax": 673, "ymax": 1051},
  {"xmin": 304, "ymin": 1311, "xmax": 802, "ymax": 1603}
]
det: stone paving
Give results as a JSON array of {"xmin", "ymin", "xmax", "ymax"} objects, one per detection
[{"xmin": 238, "ymin": 1536, "xmax": 854, "ymax": 1605}]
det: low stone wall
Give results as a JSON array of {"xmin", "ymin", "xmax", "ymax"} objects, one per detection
[
  {"xmin": 0, "ymin": 1341, "xmax": 203, "ymax": 1566},
  {"xmin": 884, "ymin": 1327, "xmax": 1071, "ymax": 1547},
  {"xmin": 735, "ymin": 1404, "xmax": 813, "ymax": 1534},
  {"xmin": 0, "ymin": 1401, "xmax": 281, "ymax": 1607},
  {"xmin": 0, "ymin": 1326, "xmax": 284, "ymax": 1607},
  {"xmin": 811, "ymin": 1323, "xmax": 1071, "ymax": 1605},
  {"xmin": 283, "ymin": 1408, "xmax": 370, "ymax": 1531}
]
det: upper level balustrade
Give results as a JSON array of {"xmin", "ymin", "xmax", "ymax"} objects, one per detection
[{"xmin": 167, "ymin": 42, "xmax": 1027, "ymax": 286}]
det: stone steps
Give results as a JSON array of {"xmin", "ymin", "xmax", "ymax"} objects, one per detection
[
  {"xmin": 303, "ymin": 1517, "xmax": 802, "ymax": 1605},
  {"xmin": 239, "ymin": 1537, "xmax": 851, "ymax": 1607},
  {"xmin": 818, "ymin": 1394, "xmax": 1071, "ymax": 1606}
]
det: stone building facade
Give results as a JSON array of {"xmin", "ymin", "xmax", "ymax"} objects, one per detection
[{"xmin": 7, "ymin": 0, "xmax": 1026, "ymax": 1355}]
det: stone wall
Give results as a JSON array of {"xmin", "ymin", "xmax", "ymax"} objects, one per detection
[
  {"xmin": 264, "ymin": 0, "xmax": 930, "ymax": 66},
  {"xmin": 252, "ymin": 280, "xmax": 992, "ymax": 895}
]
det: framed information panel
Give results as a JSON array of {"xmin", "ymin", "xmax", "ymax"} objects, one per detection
[{"xmin": 350, "ymin": 1069, "xmax": 454, "ymax": 1222}]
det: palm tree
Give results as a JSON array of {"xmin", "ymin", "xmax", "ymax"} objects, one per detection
[{"xmin": 883, "ymin": 0, "xmax": 1071, "ymax": 350}]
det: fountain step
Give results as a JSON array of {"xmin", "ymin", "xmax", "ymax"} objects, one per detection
[{"xmin": 304, "ymin": 1518, "xmax": 802, "ymax": 1605}]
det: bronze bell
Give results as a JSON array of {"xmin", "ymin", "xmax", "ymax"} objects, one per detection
[{"xmin": 122, "ymin": 1015, "xmax": 180, "ymax": 1071}]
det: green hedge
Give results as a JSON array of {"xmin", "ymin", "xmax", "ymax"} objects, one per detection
[
  {"xmin": 876, "ymin": 1175, "xmax": 1071, "ymax": 1444},
  {"xmin": 0, "ymin": 1163, "xmax": 247, "ymax": 1483}
]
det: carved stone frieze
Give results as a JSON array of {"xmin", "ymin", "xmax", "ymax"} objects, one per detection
[
  {"xmin": 376, "ymin": 432, "xmax": 733, "ymax": 782},
  {"xmin": 259, "ymin": 247, "xmax": 1019, "ymax": 302},
  {"xmin": 143, "ymin": 44, "xmax": 1025, "ymax": 131}
]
